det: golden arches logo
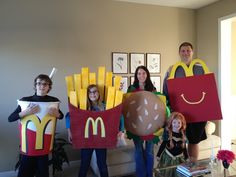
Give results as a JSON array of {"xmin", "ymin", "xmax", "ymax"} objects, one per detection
[
  {"xmin": 84, "ymin": 117, "xmax": 106, "ymax": 138},
  {"xmin": 21, "ymin": 115, "xmax": 56, "ymax": 153},
  {"xmin": 168, "ymin": 59, "xmax": 210, "ymax": 79}
]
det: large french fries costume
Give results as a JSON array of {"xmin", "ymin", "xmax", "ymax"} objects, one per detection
[
  {"xmin": 65, "ymin": 67, "xmax": 123, "ymax": 148},
  {"xmin": 167, "ymin": 59, "xmax": 222, "ymax": 122},
  {"xmin": 18, "ymin": 100, "xmax": 59, "ymax": 156}
]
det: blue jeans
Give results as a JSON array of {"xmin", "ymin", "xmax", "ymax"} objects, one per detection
[
  {"xmin": 133, "ymin": 139, "xmax": 154, "ymax": 177},
  {"xmin": 78, "ymin": 148, "xmax": 108, "ymax": 177}
]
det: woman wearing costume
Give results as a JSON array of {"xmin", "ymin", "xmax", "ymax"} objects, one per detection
[{"xmin": 127, "ymin": 65, "xmax": 158, "ymax": 177}]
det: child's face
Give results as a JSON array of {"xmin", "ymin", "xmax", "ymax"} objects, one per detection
[
  {"xmin": 35, "ymin": 79, "xmax": 50, "ymax": 96},
  {"xmin": 88, "ymin": 87, "xmax": 99, "ymax": 102},
  {"xmin": 172, "ymin": 118, "xmax": 182, "ymax": 132}
]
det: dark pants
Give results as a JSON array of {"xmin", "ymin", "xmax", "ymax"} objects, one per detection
[
  {"xmin": 78, "ymin": 148, "xmax": 108, "ymax": 177},
  {"xmin": 17, "ymin": 154, "xmax": 49, "ymax": 177}
]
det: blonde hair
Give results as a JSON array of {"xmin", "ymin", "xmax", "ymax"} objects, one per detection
[
  {"xmin": 167, "ymin": 112, "xmax": 187, "ymax": 149},
  {"xmin": 87, "ymin": 84, "xmax": 104, "ymax": 111}
]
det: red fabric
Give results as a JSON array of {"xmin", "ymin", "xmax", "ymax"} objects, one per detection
[
  {"xmin": 69, "ymin": 103, "xmax": 122, "ymax": 149},
  {"xmin": 19, "ymin": 124, "xmax": 52, "ymax": 156},
  {"xmin": 167, "ymin": 73, "xmax": 222, "ymax": 122}
]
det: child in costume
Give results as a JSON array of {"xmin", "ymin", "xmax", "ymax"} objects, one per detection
[
  {"xmin": 8, "ymin": 74, "xmax": 64, "ymax": 177},
  {"xmin": 66, "ymin": 84, "xmax": 124, "ymax": 177},
  {"xmin": 156, "ymin": 112, "xmax": 189, "ymax": 177}
]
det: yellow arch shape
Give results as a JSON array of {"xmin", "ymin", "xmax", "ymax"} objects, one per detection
[
  {"xmin": 21, "ymin": 115, "xmax": 56, "ymax": 153},
  {"xmin": 168, "ymin": 59, "xmax": 210, "ymax": 79}
]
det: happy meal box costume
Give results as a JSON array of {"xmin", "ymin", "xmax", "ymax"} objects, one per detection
[{"xmin": 167, "ymin": 59, "xmax": 222, "ymax": 122}]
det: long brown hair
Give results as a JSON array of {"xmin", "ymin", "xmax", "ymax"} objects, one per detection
[{"xmin": 167, "ymin": 112, "xmax": 187, "ymax": 149}]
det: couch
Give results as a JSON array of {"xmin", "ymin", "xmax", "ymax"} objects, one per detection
[{"xmin": 90, "ymin": 121, "xmax": 221, "ymax": 177}]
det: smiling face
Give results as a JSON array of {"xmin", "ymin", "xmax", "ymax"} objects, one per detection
[
  {"xmin": 137, "ymin": 68, "xmax": 147, "ymax": 84},
  {"xmin": 35, "ymin": 79, "xmax": 50, "ymax": 96},
  {"xmin": 171, "ymin": 118, "xmax": 182, "ymax": 133},
  {"xmin": 179, "ymin": 45, "xmax": 193, "ymax": 65},
  {"xmin": 88, "ymin": 86, "xmax": 100, "ymax": 102}
]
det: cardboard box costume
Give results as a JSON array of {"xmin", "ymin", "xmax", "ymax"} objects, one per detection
[
  {"xmin": 167, "ymin": 59, "xmax": 222, "ymax": 122},
  {"xmin": 18, "ymin": 101, "xmax": 59, "ymax": 156},
  {"xmin": 65, "ymin": 67, "xmax": 123, "ymax": 149}
]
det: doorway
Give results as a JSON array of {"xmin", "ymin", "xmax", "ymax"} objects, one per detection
[{"xmin": 219, "ymin": 14, "xmax": 236, "ymax": 150}]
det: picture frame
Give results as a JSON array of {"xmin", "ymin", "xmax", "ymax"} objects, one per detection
[
  {"xmin": 130, "ymin": 53, "xmax": 145, "ymax": 73},
  {"xmin": 150, "ymin": 76, "xmax": 161, "ymax": 92},
  {"xmin": 112, "ymin": 52, "xmax": 128, "ymax": 74},
  {"xmin": 119, "ymin": 76, "xmax": 128, "ymax": 93},
  {"xmin": 130, "ymin": 76, "xmax": 135, "ymax": 85},
  {"xmin": 146, "ymin": 53, "xmax": 161, "ymax": 74}
]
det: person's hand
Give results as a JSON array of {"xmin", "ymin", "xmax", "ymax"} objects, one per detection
[
  {"xmin": 48, "ymin": 107, "xmax": 60, "ymax": 118},
  {"xmin": 67, "ymin": 129, "xmax": 72, "ymax": 143},
  {"xmin": 117, "ymin": 131, "xmax": 124, "ymax": 138},
  {"xmin": 19, "ymin": 103, "xmax": 39, "ymax": 118}
]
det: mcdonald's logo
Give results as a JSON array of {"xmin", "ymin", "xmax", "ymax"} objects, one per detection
[
  {"xmin": 168, "ymin": 59, "xmax": 210, "ymax": 79},
  {"xmin": 21, "ymin": 115, "xmax": 56, "ymax": 153},
  {"xmin": 84, "ymin": 117, "xmax": 106, "ymax": 138}
]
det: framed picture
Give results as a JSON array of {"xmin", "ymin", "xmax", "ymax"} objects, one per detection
[
  {"xmin": 119, "ymin": 76, "xmax": 128, "ymax": 93},
  {"xmin": 112, "ymin": 52, "xmax": 128, "ymax": 74},
  {"xmin": 130, "ymin": 53, "xmax": 145, "ymax": 73},
  {"xmin": 150, "ymin": 76, "xmax": 161, "ymax": 92},
  {"xmin": 146, "ymin": 53, "xmax": 161, "ymax": 74},
  {"xmin": 130, "ymin": 76, "xmax": 135, "ymax": 85}
]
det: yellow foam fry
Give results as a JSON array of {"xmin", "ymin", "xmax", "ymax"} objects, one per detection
[
  {"xmin": 153, "ymin": 128, "xmax": 164, "ymax": 136},
  {"xmin": 89, "ymin": 73, "xmax": 96, "ymax": 85},
  {"xmin": 69, "ymin": 91, "xmax": 78, "ymax": 107},
  {"xmin": 79, "ymin": 89, "xmax": 87, "ymax": 110},
  {"xmin": 81, "ymin": 67, "xmax": 89, "ymax": 89},
  {"xmin": 98, "ymin": 66, "xmax": 106, "ymax": 101},
  {"xmin": 114, "ymin": 90, "xmax": 123, "ymax": 107},
  {"xmin": 74, "ymin": 74, "xmax": 81, "ymax": 104},
  {"xmin": 65, "ymin": 76, "xmax": 74, "ymax": 98},
  {"xmin": 106, "ymin": 86, "xmax": 115, "ymax": 110},
  {"xmin": 105, "ymin": 72, "xmax": 113, "ymax": 101},
  {"xmin": 114, "ymin": 76, "xmax": 122, "ymax": 91},
  {"xmin": 157, "ymin": 95, "xmax": 166, "ymax": 105},
  {"xmin": 105, "ymin": 72, "xmax": 113, "ymax": 87}
]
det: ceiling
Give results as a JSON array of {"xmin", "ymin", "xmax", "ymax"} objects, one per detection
[{"xmin": 115, "ymin": 0, "xmax": 221, "ymax": 9}]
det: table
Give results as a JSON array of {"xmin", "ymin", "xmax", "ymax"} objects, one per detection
[{"xmin": 153, "ymin": 158, "xmax": 236, "ymax": 177}]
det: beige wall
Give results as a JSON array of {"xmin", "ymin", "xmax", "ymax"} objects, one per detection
[
  {"xmin": 196, "ymin": 0, "xmax": 236, "ymax": 136},
  {"xmin": 0, "ymin": 0, "xmax": 196, "ymax": 171}
]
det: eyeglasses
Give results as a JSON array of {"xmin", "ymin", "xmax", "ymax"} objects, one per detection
[
  {"xmin": 36, "ymin": 82, "xmax": 49, "ymax": 86},
  {"xmin": 89, "ymin": 90, "xmax": 98, "ymax": 94}
]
